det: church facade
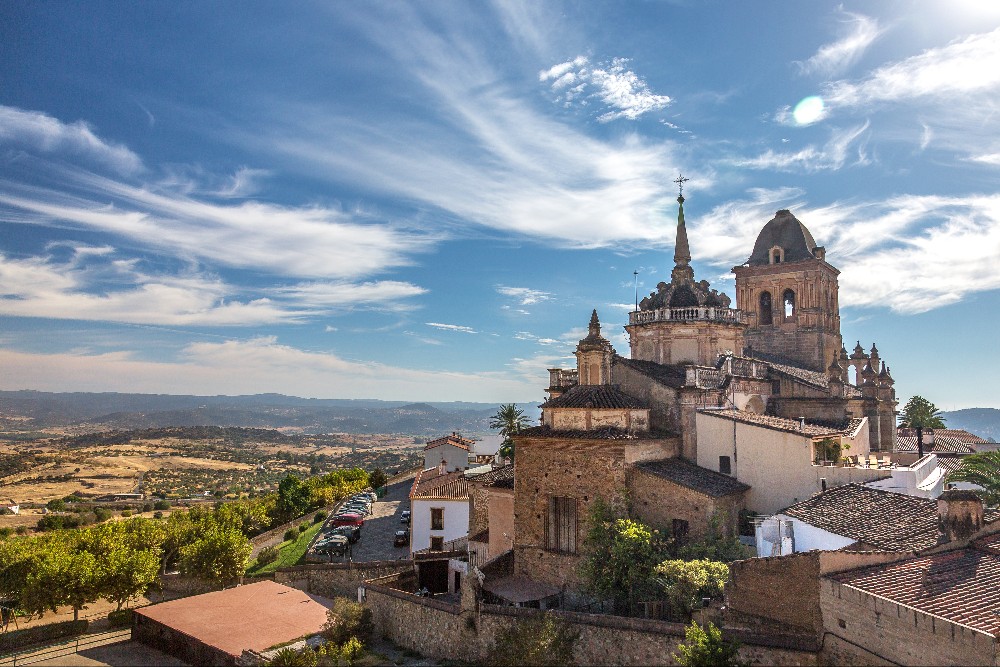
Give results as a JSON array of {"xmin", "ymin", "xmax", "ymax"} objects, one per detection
[{"xmin": 505, "ymin": 186, "xmax": 901, "ymax": 600}]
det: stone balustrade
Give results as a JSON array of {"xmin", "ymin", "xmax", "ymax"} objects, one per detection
[{"xmin": 629, "ymin": 306, "xmax": 746, "ymax": 325}]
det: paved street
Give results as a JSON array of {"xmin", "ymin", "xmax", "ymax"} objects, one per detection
[{"xmin": 321, "ymin": 476, "xmax": 413, "ymax": 562}]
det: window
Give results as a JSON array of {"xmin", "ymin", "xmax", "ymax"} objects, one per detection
[
  {"xmin": 546, "ymin": 496, "xmax": 578, "ymax": 553},
  {"xmin": 430, "ymin": 507, "xmax": 444, "ymax": 531},
  {"xmin": 672, "ymin": 519, "xmax": 690, "ymax": 542},
  {"xmin": 783, "ymin": 289, "xmax": 795, "ymax": 318},
  {"xmin": 719, "ymin": 455, "xmax": 732, "ymax": 475},
  {"xmin": 759, "ymin": 291, "xmax": 772, "ymax": 326},
  {"xmin": 770, "ymin": 246, "xmax": 783, "ymax": 264},
  {"xmin": 430, "ymin": 536, "xmax": 444, "ymax": 551}
]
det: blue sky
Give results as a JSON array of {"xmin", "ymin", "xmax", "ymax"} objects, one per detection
[{"xmin": 1, "ymin": 1, "xmax": 1000, "ymax": 408}]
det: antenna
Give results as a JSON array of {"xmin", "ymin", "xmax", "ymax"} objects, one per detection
[{"xmin": 633, "ymin": 270, "xmax": 639, "ymax": 312}]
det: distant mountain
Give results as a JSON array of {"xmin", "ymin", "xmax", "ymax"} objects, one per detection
[
  {"xmin": 940, "ymin": 408, "xmax": 1000, "ymax": 442},
  {"xmin": 0, "ymin": 390, "xmax": 541, "ymax": 437}
]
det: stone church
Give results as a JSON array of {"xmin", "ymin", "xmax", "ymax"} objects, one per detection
[{"xmin": 501, "ymin": 185, "xmax": 900, "ymax": 601}]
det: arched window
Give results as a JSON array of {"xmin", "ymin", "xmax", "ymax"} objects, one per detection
[
  {"xmin": 770, "ymin": 246, "xmax": 784, "ymax": 264},
  {"xmin": 759, "ymin": 291, "xmax": 772, "ymax": 326},
  {"xmin": 783, "ymin": 289, "xmax": 796, "ymax": 318}
]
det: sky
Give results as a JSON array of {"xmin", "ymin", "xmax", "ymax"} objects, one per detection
[{"xmin": 1, "ymin": 1, "xmax": 1000, "ymax": 409}]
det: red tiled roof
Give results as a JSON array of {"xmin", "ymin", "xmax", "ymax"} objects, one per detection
[
  {"xmin": 636, "ymin": 458, "xmax": 750, "ymax": 497},
  {"xmin": 410, "ymin": 467, "xmax": 469, "ymax": 499},
  {"xmin": 829, "ymin": 534, "xmax": 1000, "ymax": 636},
  {"xmin": 896, "ymin": 436, "xmax": 977, "ymax": 455},
  {"xmin": 699, "ymin": 408, "xmax": 844, "ymax": 437},
  {"xmin": 782, "ymin": 483, "xmax": 1000, "ymax": 552},
  {"xmin": 898, "ymin": 428, "xmax": 989, "ymax": 444},
  {"xmin": 541, "ymin": 383, "xmax": 648, "ymax": 410},
  {"xmin": 424, "ymin": 433, "xmax": 473, "ymax": 451},
  {"xmin": 468, "ymin": 463, "xmax": 514, "ymax": 489}
]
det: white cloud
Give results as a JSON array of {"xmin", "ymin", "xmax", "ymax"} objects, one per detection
[
  {"xmin": 273, "ymin": 281, "xmax": 426, "ymax": 311},
  {"xmin": 967, "ymin": 153, "xmax": 1000, "ymax": 165},
  {"xmin": 0, "ymin": 251, "xmax": 312, "ymax": 326},
  {"xmin": 823, "ymin": 27, "xmax": 1000, "ymax": 108},
  {"xmin": 212, "ymin": 167, "xmax": 272, "ymax": 198},
  {"xmin": 0, "ymin": 338, "xmax": 538, "ymax": 402},
  {"xmin": 730, "ymin": 122, "xmax": 870, "ymax": 172},
  {"xmin": 0, "ymin": 105, "xmax": 143, "ymax": 175},
  {"xmin": 496, "ymin": 285, "xmax": 553, "ymax": 305},
  {"xmin": 425, "ymin": 322, "xmax": 477, "ymax": 333},
  {"xmin": 0, "ymin": 171, "xmax": 435, "ymax": 280},
  {"xmin": 540, "ymin": 56, "xmax": 671, "ymax": 122},
  {"xmin": 796, "ymin": 11, "xmax": 882, "ymax": 78},
  {"xmin": 691, "ymin": 189, "xmax": 1000, "ymax": 314}
]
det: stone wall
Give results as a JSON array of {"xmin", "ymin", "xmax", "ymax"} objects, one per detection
[
  {"xmin": 727, "ymin": 550, "xmax": 923, "ymax": 644},
  {"xmin": 487, "ymin": 488, "xmax": 514, "ymax": 559},
  {"xmin": 820, "ymin": 578, "xmax": 996, "ymax": 666},
  {"xmin": 363, "ymin": 576, "xmax": 819, "ymax": 666},
  {"xmin": 273, "ymin": 560, "xmax": 411, "ymax": 599},
  {"xmin": 627, "ymin": 466, "xmax": 744, "ymax": 539},
  {"xmin": 613, "ymin": 361, "xmax": 682, "ymax": 434},
  {"xmin": 513, "ymin": 436, "xmax": 629, "ymax": 588}
]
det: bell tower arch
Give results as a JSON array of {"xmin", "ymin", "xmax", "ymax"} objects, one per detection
[{"xmin": 733, "ymin": 210, "xmax": 842, "ymax": 372}]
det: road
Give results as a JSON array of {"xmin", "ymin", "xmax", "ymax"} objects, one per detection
[{"xmin": 321, "ymin": 476, "xmax": 413, "ymax": 563}]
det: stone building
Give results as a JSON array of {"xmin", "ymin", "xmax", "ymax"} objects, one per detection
[{"xmin": 497, "ymin": 184, "xmax": 905, "ymax": 602}]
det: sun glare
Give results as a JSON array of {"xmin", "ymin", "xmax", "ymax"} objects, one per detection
[{"xmin": 793, "ymin": 96, "xmax": 825, "ymax": 125}]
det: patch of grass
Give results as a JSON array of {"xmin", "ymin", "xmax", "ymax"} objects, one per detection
[{"xmin": 246, "ymin": 520, "xmax": 323, "ymax": 575}]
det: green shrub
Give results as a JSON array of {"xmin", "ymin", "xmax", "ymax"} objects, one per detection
[
  {"xmin": 120, "ymin": 509, "xmax": 132, "ymax": 518},
  {"xmin": 108, "ymin": 609, "xmax": 133, "ymax": 628},
  {"xmin": 673, "ymin": 621, "xmax": 747, "ymax": 667},
  {"xmin": 486, "ymin": 612, "xmax": 578, "ymax": 666},
  {"xmin": 46, "ymin": 498, "xmax": 66, "ymax": 512},
  {"xmin": 313, "ymin": 510, "xmax": 327, "ymax": 524},
  {"xmin": 316, "ymin": 636, "xmax": 363, "ymax": 665},
  {"xmin": 298, "ymin": 523, "xmax": 308, "ymax": 534},
  {"xmin": 257, "ymin": 545, "xmax": 279, "ymax": 566},
  {"xmin": 0, "ymin": 527, "xmax": 12, "ymax": 538},
  {"xmin": 142, "ymin": 503, "xmax": 154, "ymax": 513},
  {"xmin": 153, "ymin": 499, "xmax": 171, "ymax": 511},
  {"xmin": 321, "ymin": 598, "xmax": 373, "ymax": 646},
  {"xmin": 284, "ymin": 529, "xmax": 298, "ymax": 542},
  {"xmin": 153, "ymin": 511, "xmax": 164, "ymax": 519},
  {"xmin": 94, "ymin": 507, "xmax": 112, "ymax": 522}
]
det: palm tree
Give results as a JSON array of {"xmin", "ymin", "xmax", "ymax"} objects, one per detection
[
  {"xmin": 490, "ymin": 403, "xmax": 531, "ymax": 460},
  {"xmin": 947, "ymin": 451, "xmax": 1000, "ymax": 507},
  {"xmin": 899, "ymin": 395, "xmax": 946, "ymax": 458}
]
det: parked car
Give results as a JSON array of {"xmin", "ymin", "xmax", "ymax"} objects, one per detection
[
  {"xmin": 331, "ymin": 525, "xmax": 360, "ymax": 543},
  {"xmin": 394, "ymin": 529, "xmax": 410, "ymax": 547},
  {"xmin": 400, "ymin": 510, "xmax": 411, "ymax": 524},
  {"xmin": 314, "ymin": 534, "xmax": 349, "ymax": 556},
  {"xmin": 332, "ymin": 513, "xmax": 364, "ymax": 527}
]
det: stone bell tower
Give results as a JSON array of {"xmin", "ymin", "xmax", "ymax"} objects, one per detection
[
  {"xmin": 733, "ymin": 210, "xmax": 843, "ymax": 373},
  {"xmin": 626, "ymin": 178, "xmax": 745, "ymax": 366}
]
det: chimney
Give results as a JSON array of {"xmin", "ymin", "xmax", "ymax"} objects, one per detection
[
  {"xmin": 438, "ymin": 460, "xmax": 447, "ymax": 476},
  {"xmin": 937, "ymin": 490, "xmax": 984, "ymax": 544}
]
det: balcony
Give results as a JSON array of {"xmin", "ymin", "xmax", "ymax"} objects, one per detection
[{"xmin": 629, "ymin": 307, "xmax": 746, "ymax": 326}]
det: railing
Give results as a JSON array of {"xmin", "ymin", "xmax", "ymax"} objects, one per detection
[
  {"xmin": 685, "ymin": 367, "xmax": 723, "ymax": 389},
  {"xmin": 0, "ymin": 629, "xmax": 131, "ymax": 667},
  {"xmin": 468, "ymin": 539, "xmax": 489, "ymax": 568},
  {"xmin": 629, "ymin": 307, "xmax": 745, "ymax": 326}
]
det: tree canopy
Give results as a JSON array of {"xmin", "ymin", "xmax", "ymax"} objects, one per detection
[
  {"xmin": 947, "ymin": 451, "xmax": 1000, "ymax": 507},
  {"xmin": 490, "ymin": 404, "xmax": 531, "ymax": 459},
  {"xmin": 899, "ymin": 396, "xmax": 946, "ymax": 430}
]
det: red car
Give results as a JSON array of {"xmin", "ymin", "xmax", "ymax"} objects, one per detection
[{"xmin": 332, "ymin": 513, "xmax": 364, "ymax": 527}]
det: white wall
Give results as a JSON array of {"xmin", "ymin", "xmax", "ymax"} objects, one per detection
[
  {"xmin": 755, "ymin": 514, "xmax": 855, "ymax": 556},
  {"xmin": 423, "ymin": 444, "xmax": 469, "ymax": 472},
  {"xmin": 410, "ymin": 497, "xmax": 470, "ymax": 554}
]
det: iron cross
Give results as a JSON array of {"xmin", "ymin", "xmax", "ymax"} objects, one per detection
[{"xmin": 673, "ymin": 173, "xmax": 690, "ymax": 197}]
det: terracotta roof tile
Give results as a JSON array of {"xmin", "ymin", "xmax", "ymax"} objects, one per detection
[
  {"xmin": 699, "ymin": 409, "xmax": 844, "ymax": 437},
  {"xmin": 899, "ymin": 428, "xmax": 989, "ymax": 444},
  {"xmin": 829, "ymin": 537, "xmax": 1000, "ymax": 636},
  {"xmin": 468, "ymin": 464, "xmax": 514, "ymax": 489},
  {"xmin": 424, "ymin": 433, "xmax": 473, "ymax": 451},
  {"xmin": 896, "ymin": 436, "xmax": 977, "ymax": 455},
  {"xmin": 613, "ymin": 356, "xmax": 688, "ymax": 389},
  {"xmin": 518, "ymin": 425, "xmax": 664, "ymax": 440},
  {"xmin": 541, "ymin": 384, "xmax": 648, "ymax": 410},
  {"xmin": 782, "ymin": 483, "xmax": 1000, "ymax": 552},
  {"xmin": 410, "ymin": 468, "xmax": 470, "ymax": 499},
  {"xmin": 636, "ymin": 458, "xmax": 750, "ymax": 498}
]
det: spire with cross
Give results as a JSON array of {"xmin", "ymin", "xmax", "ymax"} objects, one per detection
[{"xmin": 673, "ymin": 173, "xmax": 689, "ymax": 202}]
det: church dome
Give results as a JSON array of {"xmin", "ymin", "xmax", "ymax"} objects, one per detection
[{"xmin": 746, "ymin": 210, "xmax": 819, "ymax": 266}]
